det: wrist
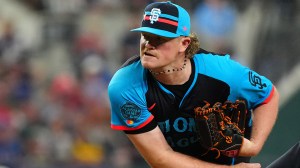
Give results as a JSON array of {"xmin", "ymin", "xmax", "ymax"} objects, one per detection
[{"xmin": 239, "ymin": 138, "xmax": 259, "ymax": 156}]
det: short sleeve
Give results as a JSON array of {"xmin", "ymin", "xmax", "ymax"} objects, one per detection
[
  {"xmin": 108, "ymin": 69, "xmax": 154, "ymax": 131},
  {"xmin": 236, "ymin": 68, "xmax": 274, "ymax": 108},
  {"xmin": 223, "ymin": 57, "xmax": 274, "ymax": 109}
]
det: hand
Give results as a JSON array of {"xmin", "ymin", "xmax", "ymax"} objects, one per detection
[{"xmin": 233, "ymin": 162, "xmax": 261, "ymax": 168}]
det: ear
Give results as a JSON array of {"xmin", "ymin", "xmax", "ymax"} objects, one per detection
[{"xmin": 179, "ymin": 37, "xmax": 191, "ymax": 53}]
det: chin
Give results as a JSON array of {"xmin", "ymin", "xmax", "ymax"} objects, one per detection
[
  {"xmin": 141, "ymin": 60, "xmax": 157, "ymax": 70},
  {"xmin": 141, "ymin": 55, "xmax": 160, "ymax": 68},
  {"xmin": 141, "ymin": 60, "xmax": 152, "ymax": 69}
]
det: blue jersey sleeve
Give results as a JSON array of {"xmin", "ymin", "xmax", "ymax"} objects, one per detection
[
  {"xmin": 220, "ymin": 56, "xmax": 274, "ymax": 108},
  {"xmin": 108, "ymin": 62, "xmax": 154, "ymax": 131},
  {"xmin": 195, "ymin": 53, "xmax": 274, "ymax": 109}
]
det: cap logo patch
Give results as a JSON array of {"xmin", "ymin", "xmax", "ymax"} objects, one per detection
[{"xmin": 150, "ymin": 8, "xmax": 161, "ymax": 24}]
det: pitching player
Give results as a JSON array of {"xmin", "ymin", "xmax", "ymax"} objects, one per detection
[{"xmin": 108, "ymin": 1, "xmax": 279, "ymax": 167}]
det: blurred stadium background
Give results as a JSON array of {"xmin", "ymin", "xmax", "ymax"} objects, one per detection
[{"xmin": 0, "ymin": 0, "xmax": 299, "ymax": 167}]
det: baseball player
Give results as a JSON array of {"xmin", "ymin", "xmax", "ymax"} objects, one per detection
[{"xmin": 108, "ymin": 1, "xmax": 279, "ymax": 167}]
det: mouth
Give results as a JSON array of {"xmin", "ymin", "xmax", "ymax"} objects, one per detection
[{"xmin": 144, "ymin": 51, "xmax": 154, "ymax": 57}]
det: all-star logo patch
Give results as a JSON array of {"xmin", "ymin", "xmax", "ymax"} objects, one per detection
[
  {"xmin": 150, "ymin": 8, "xmax": 161, "ymax": 24},
  {"xmin": 120, "ymin": 102, "xmax": 141, "ymax": 125}
]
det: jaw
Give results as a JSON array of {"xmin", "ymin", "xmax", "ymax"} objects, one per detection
[{"xmin": 141, "ymin": 55, "xmax": 158, "ymax": 69}]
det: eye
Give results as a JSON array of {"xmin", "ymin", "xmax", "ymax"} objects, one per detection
[
  {"xmin": 142, "ymin": 33, "xmax": 172, "ymax": 47},
  {"xmin": 155, "ymin": 36, "xmax": 171, "ymax": 45},
  {"xmin": 156, "ymin": 37, "xmax": 164, "ymax": 43}
]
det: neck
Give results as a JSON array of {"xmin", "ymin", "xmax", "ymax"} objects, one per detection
[
  {"xmin": 150, "ymin": 58, "xmax": 192, "ymax": 85},
  {"xmin": 149, "ymin": 58, "xmax": 187, "ymax": 76}
]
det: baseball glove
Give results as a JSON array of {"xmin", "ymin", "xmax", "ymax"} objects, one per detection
[{"xmin": 194, "ymin": 100, "xmax": 247, "ymax": 159}]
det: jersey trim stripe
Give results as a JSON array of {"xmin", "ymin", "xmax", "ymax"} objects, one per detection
[
  {"xmin": 111, "ymin": 115, "xmax": 154, "ymax": 131},
  {"xmin": 262, "ymin": 85, "xmax": 275, "ymax": 104}
]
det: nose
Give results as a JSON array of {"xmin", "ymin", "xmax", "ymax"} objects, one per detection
[{"xmin": 145, "ymin": 40, "xmax": 155, "ymax": 49}]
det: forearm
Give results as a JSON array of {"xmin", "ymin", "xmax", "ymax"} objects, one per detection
[
  {"xmin": 127, "ymin": 127, "xmax": 230, "ymax": 168},
  {"xmin": 142, "ymin": 145, "xmax": 260, "ymax": 168},
  {"xmin": 239, "ymin": 87, "xmax": 280, "ymax": 156},
  {"xmin": 148, "ymin": 149, "xmax": 229, "ymax": 168}
]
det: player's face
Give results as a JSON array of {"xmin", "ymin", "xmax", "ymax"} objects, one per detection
[{"xmin": 139, "ymin": 33, "xmax": 183, "ymax": 70}]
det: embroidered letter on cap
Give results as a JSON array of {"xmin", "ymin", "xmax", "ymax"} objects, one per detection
[{"xmin": 150, "ymin": 8, "xmax": 161, "ymax": 24}]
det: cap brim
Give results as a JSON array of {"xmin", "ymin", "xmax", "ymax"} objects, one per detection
[{"xmin": 131, "ymin": 27, "xmax": 179, "ymax": 38}]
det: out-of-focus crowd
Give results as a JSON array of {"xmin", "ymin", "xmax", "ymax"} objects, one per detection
[
  {"xmin": 0, "ymin": 0, "xmax": 299, "ymax": 168},
  {"xmin": 0, "ymin": 1, "xmax": 149, "ymax": 168}
]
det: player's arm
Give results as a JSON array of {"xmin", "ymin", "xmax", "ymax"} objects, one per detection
[
  {"xmin": 239, "ymin": 87, "xmax": 280, "ymax": 156},
  {"xmin": 127, "ymin": 126, "xmax": 261, "ymax": 168}
]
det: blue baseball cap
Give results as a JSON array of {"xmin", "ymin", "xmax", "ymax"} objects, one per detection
[{"xmin": 131, "ymin": 1, "xmax": 190, "ymax": 38}]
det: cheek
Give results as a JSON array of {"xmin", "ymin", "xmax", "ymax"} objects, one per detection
[{"xmin": 158, "ymin": 44, "xmax": 177, "ymax": 57}]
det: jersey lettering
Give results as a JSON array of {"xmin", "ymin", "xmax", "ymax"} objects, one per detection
[
  {"xmin": 166, "ymin": 135, "xmax": 199, "ymax": 148},
  {"xmin": 157, "ymin": 119, "xmax": 171, "ymax": 132},
  {"xmin": 157, "ymin": 117, "xmax": 196, "ymax": 133}
]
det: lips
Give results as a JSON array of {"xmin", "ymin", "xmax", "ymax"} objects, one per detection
[{"xmin": 144, "ymin": 51, "xmax": 154, "ymax": 57}]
